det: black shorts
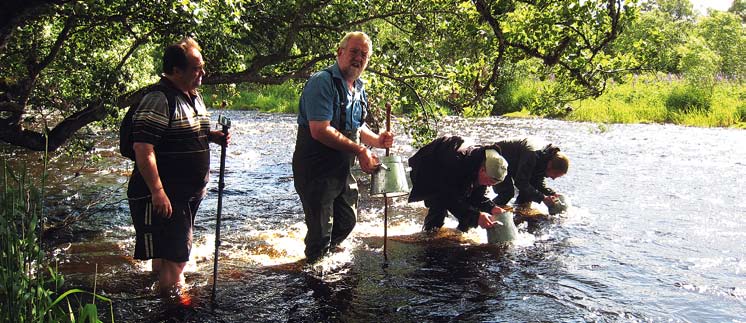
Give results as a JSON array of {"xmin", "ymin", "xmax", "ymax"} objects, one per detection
[{"xmin": 129, "ymin": 196, "xmax": 202, "ymax": 263}]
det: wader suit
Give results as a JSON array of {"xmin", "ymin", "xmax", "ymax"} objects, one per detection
[
  {"xmin": 491, "ymin": 138, "xmax": 559, "ymax": 206},
  {"xmin": 408, "ymin": 136, "xmax": 500, "ymax": 232},
  {"xmin": 292, "ymin": 63, "xmax": 368, "ymax": 262}
]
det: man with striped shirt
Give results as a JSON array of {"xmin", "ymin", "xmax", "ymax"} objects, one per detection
[{"xmin": 127, "ymin": 37, "xmax": 228, "ymax": 298}]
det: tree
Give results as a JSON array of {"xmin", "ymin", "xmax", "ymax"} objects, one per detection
[
  {"xmin": 612, "ymin": 0, "xmax": 696, "ymax": 74},
  {"xmin": 696, "ymin": 10, "xmax": 746, "ymax": 79},
  {"xmin": 1, "ymin": 0, "xmax": 638, "ymax": 151},
  {"xmin": 656, "ymin": 0, "xmax": 695, "ymax": 21},
  {"xmin": 729, "ymin": 0, "xmax": 746, "ymax": 22}
]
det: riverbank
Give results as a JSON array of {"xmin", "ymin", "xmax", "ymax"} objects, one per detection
[{"xmin": 203, "ymin": 74, "xmax": 745, "ymax": 129}]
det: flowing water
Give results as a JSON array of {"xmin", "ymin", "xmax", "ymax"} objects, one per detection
[{"xmin": 3, "ymin": 110, "xmax": 745, "ymax": 322}]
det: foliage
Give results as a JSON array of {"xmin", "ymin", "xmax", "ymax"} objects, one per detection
[
  {"xmin": 399, "ymin": 103, "xmax": 442, "ymax": 148},
  {"xmin": 729, "ymin": 0, "xmax": 746, "ymax": 23},
  {"xmin": 566, "ymin": 73, "xmax": 743, "ymax": 127},
  {"xmin": 653, "ymin": 0, "xmax": 695, "ymax": 21},
  {"xmin": 738, "ymin": 102, "xmax": 746, "ymax": 122},
  {"xmin": 614, "ymin": 0, "xmax": 745, "ymax": 82},
  {"xmin": 612, "ymin": 7, "xmax": 692, "ymax": 73},
  {"xmin": 491, "ymin": 77, "xmax": 538, "ymax": 115},
  {"xmin": 665, "ymin": 84, "xmax": 711, "ymax": 113},
  {"xmin": 0, "ymin": 161, "xmax": 114, "ymax": 322},
  {"xmin": 696, "ymin": 11, "xmax": 746, "ymax": 79},
  {"xmin": 202, "ymin": 82, "xmax": 301, "ymax": 113},
  {"xmin": 1, "ymin": 0, "xmax": 638, "ymax": 151}
]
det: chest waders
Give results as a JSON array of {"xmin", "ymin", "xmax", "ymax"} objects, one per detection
[{"xmin": 293, "ymin": 69, "xmax": 366, "ymax": 263}]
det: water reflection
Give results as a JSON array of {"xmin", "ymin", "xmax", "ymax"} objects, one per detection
[{"xmin": 3, "ymin": 110, "xmax": 745, "ymax": 322}]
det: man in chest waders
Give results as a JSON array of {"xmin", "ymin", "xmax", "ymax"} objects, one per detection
[{"xmin": 293, "ymin": 32, "xmax": 394, "ymax": 264}]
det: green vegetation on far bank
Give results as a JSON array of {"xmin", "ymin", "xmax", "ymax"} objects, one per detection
[
  {"xmin": 203, "ymin": 82, "xmax": 301, "ymax": 114},
  {"xmin": 204, "ymin": 73, "xmax": 745, "ymax": 129},
  {"xmin": 564, "ymin": 74, "xmax": 745, "ymax": 128}
]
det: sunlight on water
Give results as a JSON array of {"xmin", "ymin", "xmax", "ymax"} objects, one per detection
[
  {"xmin": 25, "ymin": 112, "xmax": 746, "ymax": 322},
  {"xmin": 227, "ymin": 148, "xmax": 262, "ymax": 171},
  {"xmin": 192, "ymin": 204, "xmax": 550, "ymax": 278}
]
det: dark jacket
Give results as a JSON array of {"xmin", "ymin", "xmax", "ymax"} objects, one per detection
[
  {"xmin": 408, "ymin": 136, "xmax": 499, "ymax": 229},
  {"xmin": 496, "ymin": 138, "xmax": 558, "ymax": 203}
]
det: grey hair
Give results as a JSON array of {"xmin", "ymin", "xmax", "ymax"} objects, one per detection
[{"xmin": 338, "ymin": 32, "xmax": 373, "ymax": 56}]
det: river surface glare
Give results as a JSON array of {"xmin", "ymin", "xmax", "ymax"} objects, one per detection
[{"xmin": 10, "ymin": 110, "xmax": 746, "ymax": 322}]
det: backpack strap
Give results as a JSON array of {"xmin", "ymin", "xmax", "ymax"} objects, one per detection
[
  {"xmin": 119, "ymin": 82, "xmax": 179, "ymax": 160},
  {"xmin": 323, "ymin": 68, "xmax": 347, "ymax": 131},
  {"xmin": 360, "ymin": 89, "xmax": 368, "ymax": 126},
  {"xmin": 322, "ymin": 68, "xmax": 369, "ymax": 131},
  {"xmin": 150, "ymin": 82, "xmax": 180, "ymax": 128}
]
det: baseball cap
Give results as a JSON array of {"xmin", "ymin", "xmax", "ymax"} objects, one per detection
[{"xmin": 485, "ymin": 149, "xmax": 508, "ymax": 182}]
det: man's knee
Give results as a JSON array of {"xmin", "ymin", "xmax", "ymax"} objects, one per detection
[{"xmin": 161, "ymin": 259, "xmax": 187, "ymax": 272}]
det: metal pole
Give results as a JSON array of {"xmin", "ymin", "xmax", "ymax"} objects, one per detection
[
  {"xmin": 383, "ymin": 103, "xmax": 391, "ymax": 263},
  {"xmin": 211, "ymin": 120, "xmax": 229, "ymax": 304}
]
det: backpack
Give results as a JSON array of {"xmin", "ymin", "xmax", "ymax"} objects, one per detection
[
  {"xmin": 323, "ymin": 67, "xmax": 368, "ymax": 131},
  {"xmin": 119, "ymin": 83, "xmax": 178, "ymax": 160}
]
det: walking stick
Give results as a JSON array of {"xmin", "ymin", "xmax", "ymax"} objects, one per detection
[
  {"xmin": 211, "ymin": 114, "xmax": 231, "ymax": 304},
  {"xmin": 383, "ymin": 102, "xmax": 391, "ymax": 264}
]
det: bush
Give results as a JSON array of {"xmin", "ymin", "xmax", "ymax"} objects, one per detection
[
  {"xmin": 203, "ymin": 83, "xmax": 301, "ymax": 113},
  {"xmin": 492, "ymin": 79, "xmax": 537, "ymax": 115},
  {"xmin": 665, "ymin": 85, "xmax": 712, "ymax": 113}
]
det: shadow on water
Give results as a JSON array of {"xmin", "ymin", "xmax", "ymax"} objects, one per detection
[{"xmin": 3, "ymin": 110, "xmax": 746, "ymax": 322}]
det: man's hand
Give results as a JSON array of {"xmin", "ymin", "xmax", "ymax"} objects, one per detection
[
  {"xmin": 478, "ymin": 212, "xmax": 502, "ymax": 229},
  {"xmin": 209, "ymin": 130, "xmax": 231, "ymax": 145},
  {"xmin": 151, "ymin": 188, "xmax": 173, "ymax": 218},
  {"xmin": 357, "ymin": 148, "xmax": 380, "ymax": 174},
  {"xmin": 133, "ymin": 142, "xmax": 173, "ymax": 218},
  {"xmin": 543, "ymin": 195, "xmax": 558, "ymax": 206},
  {"xmin": 491, "ymin": 205, "xmax": 506, "ymax": 216},
  {"xmin": 377, "ymin": 131, "xmax": 394, "ymax": 149}
]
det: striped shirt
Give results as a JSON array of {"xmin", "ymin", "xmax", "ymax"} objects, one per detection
[{"xmin": 128, "ymin": 81, "xmax": 211, "ymax": 200}]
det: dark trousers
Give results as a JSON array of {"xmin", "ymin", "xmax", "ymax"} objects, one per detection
[
  {"xmin": 422, "ymin": 198, "xmax": 471, "ymax": 232},
  {"xmin": 492, "ymin": 177, "xmax": 532, "ymax": 205},
  {"xmin": 491, "ymin": 177, "xmax": 515, "ymax": 205},
  {"xmin": 295, "ymin": 173, "xmax": 358, "ymax": 262},
  {"xmin": 129, "ymin": 196, "xmax": 202, "ymax": 263}
]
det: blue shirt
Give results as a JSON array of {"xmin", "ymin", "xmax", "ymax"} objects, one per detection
[{"xmin": 297, "ymin": 63, "xmax": 366, "ymax": 131}]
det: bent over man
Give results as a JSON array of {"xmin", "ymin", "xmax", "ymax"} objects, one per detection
[
  {"xmin": 408, "ymin": 136, "xmax": 509, "ymax": 232},
  {"xmin": 491, "ymin": 138, "xmax": 569, "ymax": 215}
]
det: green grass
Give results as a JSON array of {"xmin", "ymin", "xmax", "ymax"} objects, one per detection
[
  {"xmin": 201, "ymin": 73, "xmax": 745, "ymax": 129},
  {"xmin": 563, "ymin": 74, "xmax": 745, "ymax": 128},
  {"xmin": 203, "ymin": 82, "xmax": 301, "ymax": 113},
  {"xmin": 1, "ymin": 161, "xmax": 114, "ymax": 322}
]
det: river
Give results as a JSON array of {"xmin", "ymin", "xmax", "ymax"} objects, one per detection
[{"xmin": 3, "ymin": 110, "xmax": 745, "ymax": 322}]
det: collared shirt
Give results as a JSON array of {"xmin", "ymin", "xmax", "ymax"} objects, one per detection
[
  {"xmin": 297, "ymin": 63, "xmax": 366, "ymax": 131},
  {"xmin": 128, "ymin": 78, "xmax": 211, "ymax": 199}
]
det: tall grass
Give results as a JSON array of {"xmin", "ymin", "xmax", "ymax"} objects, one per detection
[
  {"xmin": 201, "ymin": 73, "xmax": 744, "ymax": 128},
  {"xmin": 1, "ymin": 161, "xmax": 114, "ymax": 322},
  {"xmin": 492, "ymin": 78, "xmax": 540, "ymax": 115},
  {"xmin": 564, "ymin": 74, "xmax": 745, "ymax": 127},
  {"xmin": 202, "ymin": 82, "xmax": 301, "ymax": 113}
]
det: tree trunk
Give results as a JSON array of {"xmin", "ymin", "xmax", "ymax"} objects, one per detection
[{"xmin": 0, "ymin": 101, "xmax": 109, "ymax": 151}]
